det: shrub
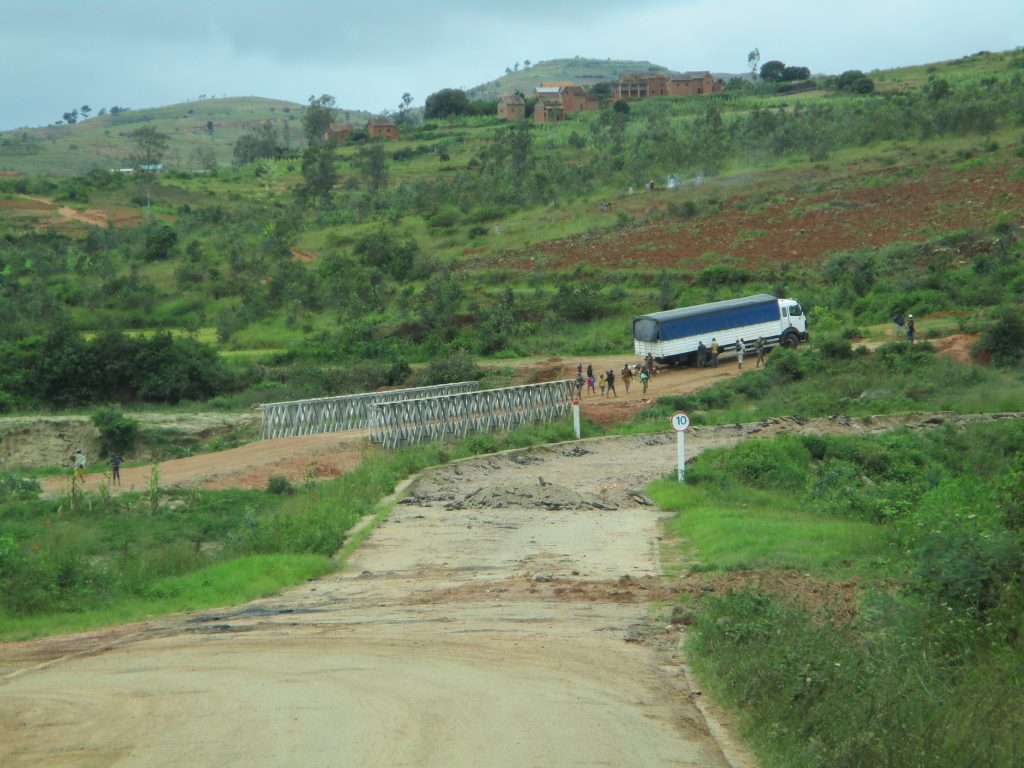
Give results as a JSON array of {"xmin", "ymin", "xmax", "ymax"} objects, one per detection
[
  {"xmin": 977, "ymin": 307, "xmax": 1024, "ymax": 366},
  {"xmin": 91, "ymin": 406, "xmax": 139, "ymax": 455},
  {"xmin": 686, "ymin": 437, "xmax": 811, "ymax": 491},
  {"xmin": 816, "ymin": 335, "xmax": 853, "ymax": 360},
  {"xmin": 266, "ymin": 476, "xmax": 295, "ymax": 495}
]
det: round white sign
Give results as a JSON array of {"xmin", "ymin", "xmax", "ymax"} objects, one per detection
[{"xmin": 671, "ymin": 411, "xmax": 690, "ymax": 432}]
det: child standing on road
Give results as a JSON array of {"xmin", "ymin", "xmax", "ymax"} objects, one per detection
[
  {"xmin": 599, "ymin": 371, "xmax": 607, "ymax": 397},
  {"xmin": 640, "ymin": 367, "xmax": 650, "ymax": 394},
  {"xmin": 710, "ymin": 338, "xmax": 719, "ymax": 368},
  {"xmin": 737, "ymin": 338, "xmax": 745, "ymax": 369},
  {"xmin": 756, "ymin": 337, "xmax": 766, "ymax": 368}
]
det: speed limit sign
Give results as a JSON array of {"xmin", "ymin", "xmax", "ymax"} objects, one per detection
[{"xmin": 670, "ymin": 412, "xmax": 690, "ymax": 482}]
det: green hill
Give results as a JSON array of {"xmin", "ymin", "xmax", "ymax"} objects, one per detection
[
  {"xmin": 0, "ymin": 96, "xmax": 373, "ymax": 176},
  {"xmin": 466, "ymin": 56, "xmax": 700, "ymax": 100},
  {"xmin": 0, "ymin": 46, "xmax": 1022, "ymax": 411}
]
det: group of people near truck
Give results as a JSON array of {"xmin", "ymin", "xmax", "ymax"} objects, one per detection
[
  {"xmin": 693, "ymin": 337, "xmax": 767, "ymax": 369},
  {"xmin": 576, "ymin": 361, "xmax": 653, "ymax": 398}
]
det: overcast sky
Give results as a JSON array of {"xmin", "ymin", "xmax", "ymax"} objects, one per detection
[{"xmin": 2, "ymin": 0, "xmax": 1022, "ymax": 131}]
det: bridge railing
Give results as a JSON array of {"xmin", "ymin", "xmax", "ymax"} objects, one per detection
[
  {"xmin": 257, "ymin": 382, "xmax": 480, "ymax": 439},
  {"xmin": 368, "ymin": 380, "xmax": 576, "ymax": 449}
]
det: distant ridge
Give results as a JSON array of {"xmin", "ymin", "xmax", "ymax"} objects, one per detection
[{"xmin": 466, "ymin": 57, "xmax": 742, "ymax": 100}]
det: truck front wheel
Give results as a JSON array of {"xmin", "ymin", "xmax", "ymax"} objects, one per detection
[{"xmin": 780, "ymin": 331, "xmax": 800, "ymax": 348}]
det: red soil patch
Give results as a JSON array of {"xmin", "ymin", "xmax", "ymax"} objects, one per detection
[
  {"xmin": 932, "ymin": 333, "xmax": 979, "ymax": 365},
  {"xmin": 519, "ymin": 164, "xmax": 1022, "ymax": 271},
  {"xmin": 290, "ymin": 247, "xmax": 314, "ymax": 262}
]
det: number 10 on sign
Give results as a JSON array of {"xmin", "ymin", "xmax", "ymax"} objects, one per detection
[{"xmin": 671, "ymin": 412, "xmax": 690, "ymax": 482}]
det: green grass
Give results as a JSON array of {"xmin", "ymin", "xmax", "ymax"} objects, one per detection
[
  {"xmin": 0, "ymin": 554, "xmax": 333, "ymax": 640},
  {"xmin": 649, "ymin": 481, "xmax": 892, "ymax": 578}
]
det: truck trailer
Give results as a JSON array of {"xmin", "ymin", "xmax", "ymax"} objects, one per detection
[{"xmin": 633, "ymin": 294, "xmax": 808, "ymax": 366}]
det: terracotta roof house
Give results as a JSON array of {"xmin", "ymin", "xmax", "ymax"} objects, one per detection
[
  {"xmin": 367, "ymin": 119, "xmax": 399, "ymax": 140},
  {"xmin": 322, "ymin": 123, "xmax": 353, "ymax": 144},
  {"xmin": 497, "ymin": 93, "xmax": 526, "ymax": 121}
]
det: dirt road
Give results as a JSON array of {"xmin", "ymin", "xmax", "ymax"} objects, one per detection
[{"xmin": 2, "ymin": 435, "xmax": 758, "ymax": 768}]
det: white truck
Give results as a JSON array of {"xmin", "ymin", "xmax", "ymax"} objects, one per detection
[{"xmin": 633, "ymin": 293, "xmax": 808, "ymax": 366}]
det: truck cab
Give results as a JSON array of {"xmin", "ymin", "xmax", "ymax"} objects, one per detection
[{"xmin": 779, "ymin": 299, "xmax": 808, "ymax": 345}]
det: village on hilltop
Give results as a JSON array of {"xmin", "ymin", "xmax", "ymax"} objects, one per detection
[{"xmin": 319, "ymin": 69, "xmax": 725, "ymax": 142}]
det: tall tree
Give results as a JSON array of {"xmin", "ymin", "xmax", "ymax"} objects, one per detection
[
  {"xmin": 760, "ymin": 60, "xmax": 786, "ymax": 82},
  {"xmin": 356, "ymin": 142, "xmax": 389, "ymax": 199},
  {"xmin": 80, "ymin": 105, "xmax": 91, "ymax": 120},
  {"xmin": 747, "ymin": 48, "xmax": 761, "ymax": 78},
  {"xmin": 302, "ymin": 94, "xmax": 337, "ymax": 146},
  {"xmin": 424, "ymin": 88, "xmax": 469, "ymax": 119},
  {"xmin": 130, "ymin": 124, "xmax": 169, "ymax": 168},
  {"xmin": 298, "ymin": 142, "xmax": 337, "ymax": 206}
]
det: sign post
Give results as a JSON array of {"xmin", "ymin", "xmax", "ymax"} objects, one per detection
[
  {"xmin": 572, "ymin": 398, "xmax": 581, "ymax": 439},
  {"xmin": 670, "ymin": 411, "xmax": 690, "ymax": 482}
]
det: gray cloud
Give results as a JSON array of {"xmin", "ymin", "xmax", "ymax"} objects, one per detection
[{"xmin": 2, "ymin": 0, "xmax": 1022, "ymax": 130}]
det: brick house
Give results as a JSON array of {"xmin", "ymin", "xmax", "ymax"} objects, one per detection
[
  {"xmin": 533, "ymin": 84, "xmax": 599, "ymax": 124},
  {"xmin": 322, "ymin": 123, "xmax": 353, "ymax": 144},
  {"xmin": 613, "ymin": 71, "xmax": 724, "ymax": 100},
  {"xmin": 667, "ymin": 71, "xmax": 725, "ymax": 97},
  {"xmin": 367, "ymin": 119, "xmax": 399, "ymax": 140},
  {"xmin": 497, "ymin": 93, "xmax": 526, "ymax": 120},
  {"xmin": 613, "ymin": 73, "xmax": 670, "ymax": 100}
]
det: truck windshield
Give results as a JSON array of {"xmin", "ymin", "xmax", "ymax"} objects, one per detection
[{"xmin": 790, "ymin": 304, "xmax": 803, "ymax": 317}]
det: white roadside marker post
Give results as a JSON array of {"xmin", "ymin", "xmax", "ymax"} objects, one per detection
[
  {"xmin": 671, "ymin": 411, "xmax": 690, "ymax": 482},
  {"xmin": 573, "ymin": 397, "xmax": 581, "ymax": 439}
]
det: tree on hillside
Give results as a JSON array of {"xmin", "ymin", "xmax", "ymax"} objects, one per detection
[
  {"xmin": 836, "ymin": 70, "xmax": 875, "ymax": 94},
  {"xmin": 524, "ymin": 59, "xmax": 531, "ymax": 68},
  {"xmin": 80, "ymin": 105, "xmax": 92, "ymax": 120},
  {"xmin": 297, "ymin": 142, "xmax": 337, "ymax": 207},
  {"xmin": 395, "ymin": 92, "xmax": 415, "ymax": 125},
  {"xmin": 62, "ymin": 109, "xmax": 78, "ymax": 124},
  {"xmin": 424, "ymin": 88, "xmax": 470, "ymax": 119},
  {"xmin": 130, "ymin": 124, "xmax": 169, "ymax": 168},
  {"xmin": 356, "ymin": 142, "xmax": 389, "ymax": 199},
  {"xmin": 782, "ymin": 66, "xmax": 811, "ymax": 81},
  {"xmin": 760, "ymin": 60, "xmax": 786, "ymax": 82},
  {"xmin": 747, "ymin": 48, "xmax": 761, "ymax": 78},
  {"xmin": 302, "ymin": 94, "xmax": 337, "ymax": 145},
  {"xmin": 233, "ymin": 122, "xmax": 285, "ymax": 165}
]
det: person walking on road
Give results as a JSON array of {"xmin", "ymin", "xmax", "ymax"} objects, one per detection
[
  {"xmin": 621, "ymin": 365, "xmax": 633, "ymax": 393},
  {"xmin": 736, "ymin": 338, "xmax": 745, "ymax": 369},
  {"xmin": 697, "ymin": 340, "xmax": 707, "ymax": 368},
  {"xmin": 73, "ymin": 449, "xmax": 86, "ymax": 487},
  {"xmin": 606, "ymin": 369, "xmax": 617, "ymax": 398},
  {"xmin": 599, "ymin": 371, "xmax": 607, "ymax": 397},
  {"xmin": 710, "ymin": 338, "xmax": 719, "ymax": 368},
  {"xmin": 756, "ymin": 337, "xmax": 766, "ymax": 368},
  {"xmin": 586, "ymin": 369, "xmax": 596, "ymax": 396},
  {"xmin": 574, "ymin": 371, "xmax": 585, "ymax": 399},
  {"xmin": 110, "ymin": 454, "xmax": 122, "ymax": 485},
  {"xmin": 640, "ymin": 366, "xmax": 650, "ymax": 394}
]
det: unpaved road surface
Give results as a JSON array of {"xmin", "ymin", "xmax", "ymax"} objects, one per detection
[
  {"xmin": 5, "ymin": 412, "xmax": 1018, "ymax": 766},
  {"xmin": 39, "ymin": 431, "xmax": 367, "ymax": 497},
  {"xmin": 3, "ymin": 435, "xmax": 758, "ymax": 768}
]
